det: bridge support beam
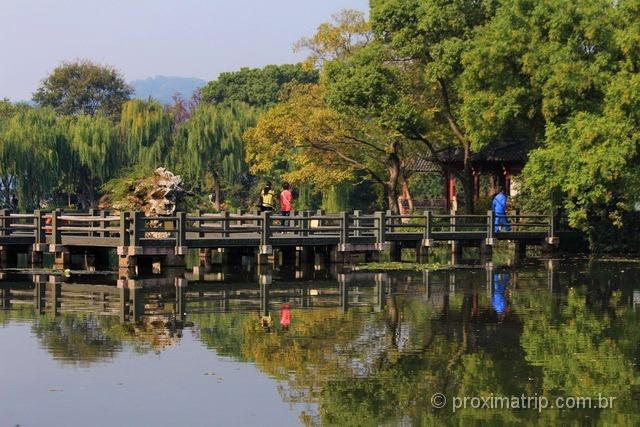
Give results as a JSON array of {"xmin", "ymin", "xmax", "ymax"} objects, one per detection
[
  {"xmin": 450, "ymin": 241, "xmax": 462, "ymax": 265},
  {"xmin": 30, "ymin": 244, "xmax": 46, "ymax": 266},
  {"xmin": 480, "ymin": 238, "xmax": 494, "ymax": 258},
  {"xmin": 256, "ymin": 245, "xmax": 273, "ymax": 265},
  {"xmin": 542, "ymin": 237, "xmax": 559, "ymax": 254},
  {"xmin": 295, "ymin": 246, "xmax": 315, "ymax": 267},
  {"xmin": 117, "ymin": 246, "xmax": 185, "ymax": 274},
  {"xmin": 389, "ymin": 242, "xmax": 402, "ymax": 262},
  {"xmin": 416, "ymin": 245, "xmax": 429, "ymax": 264},
  {"xmin": 50, "ymin": 245, "xmax": 70, "ymax": 270}
]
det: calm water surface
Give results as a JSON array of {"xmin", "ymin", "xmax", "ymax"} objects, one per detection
[{"xmin": 1, "ymin": 258, "xmax": 639, "ymax": 426}]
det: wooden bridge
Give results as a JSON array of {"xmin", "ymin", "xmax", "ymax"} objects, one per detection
[{"xmin": 0, "ymin": 208, "xmax": 558, "ymax": 270}]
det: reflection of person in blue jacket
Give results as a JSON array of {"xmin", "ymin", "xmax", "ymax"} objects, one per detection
[
  {"xmin": 492, "ymin": 272, "xmax": 510, "ymax": 320},
  {"xmin": 492, "ymin": 186, "xmax": 511, "ymax": 233}
]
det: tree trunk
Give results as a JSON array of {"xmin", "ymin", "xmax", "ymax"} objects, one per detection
[
  {"xmin": 212, "ymin": 174, "xmax": 221, "ymax": 211},
  {"xmin": 1, "ymin": 176, "xmax": 11, "ymax": 206},
  {"xmin": 88, "ymin": 177, "xmax": 96, "ymax": 208},
  {"xmin": 386, "ymin": 150, "xmax": 402, "ymax": 214},
  {"xmin": 461, "ymin": 142, "xmax": 475, "ymax": 213},
  {"xmin": 400, "ymin": 173, "xmax": 414, "ymax": 213}
]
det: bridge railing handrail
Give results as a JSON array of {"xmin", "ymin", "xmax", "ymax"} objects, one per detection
[{"xmin": 0, "ymin": 209, "xmax": 556, "ymax": 247}]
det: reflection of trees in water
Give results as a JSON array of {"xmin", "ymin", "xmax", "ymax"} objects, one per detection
[
  {"xmin": 31, "ymin": 314, "xmax": 124, "ymax": 365},
  {"xmin": 193, "ymin": 269, "xmax": 640, "ymax": 426},
  {"xmin": 29, "ymin": 314, "xmax": 180, "ymax": 365}
]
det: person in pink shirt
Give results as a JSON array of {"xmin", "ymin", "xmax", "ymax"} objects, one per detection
[
  {"xmin": 280, "ymin": 182, "xmax": 293, "ymax": 217},
  {"xmin": 280, "ymin": 303, "xmax": 291, "ymax": 331}
]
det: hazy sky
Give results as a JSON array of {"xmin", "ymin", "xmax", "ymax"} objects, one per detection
[{"xmin": 0, "ymin": 0, "xmax": 369, "ymax": 101}]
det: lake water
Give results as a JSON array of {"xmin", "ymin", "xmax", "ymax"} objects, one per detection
[{"xmin": 1, "ymin": 257, "xmax": 639, "ymax": 426}]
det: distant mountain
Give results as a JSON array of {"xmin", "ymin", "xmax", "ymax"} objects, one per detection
[{"xmin": 130, "ymin": 76, "xmax": 206, "ymax": 104}]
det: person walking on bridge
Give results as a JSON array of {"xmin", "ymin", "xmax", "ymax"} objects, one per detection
[
  {"xmin": 259, "ymin": 182, "xmax": 276, "ymax": 212},
  {"xmin": 280, "ymin": 182, "xmax": 293, "ymax": 216},
  {"xmin": 492, "ymin": 186, "xmax": 511, "ymax": 233}
]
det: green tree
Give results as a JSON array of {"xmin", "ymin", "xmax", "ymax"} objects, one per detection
[
  {"xmin": 201, "ymin": 63, "xmax": 318, "ymax": 108},
  {"xmin": 119, "ymin": 99, "xmax": 174, "ymax": 169},
  {"xmin": 65, "ymin": 114, "xmax": 120, "ymax": 208},
  {"xmin": 245, "ymin": 83, "xmax": 419, "ymax": 213},
  {"xmin": 0, "ymin": 107, "xmax": 69, "ymax": 209},
  {"xmin": 33, "ymin": 60, "xmax": 132, "ymax": 118},
  {"xmin": 319, "ymin": 1, "xmax": 499, "ymax": 212},
  {"xmin": 172, "ymin": 102, "xmax": 258, "ymax": 209},
  {"xmin": 483, "ymin": 0, "xmax": 640, "ymax": 246}
]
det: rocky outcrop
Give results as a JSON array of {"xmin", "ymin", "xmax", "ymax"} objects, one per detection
[
  {"xmin": 100, "ymin": 168, "xmax": 186, "ymax": 238},
  {"xmin": 104, "ymin": 167, "xmax": 185, "ymax": 216}
]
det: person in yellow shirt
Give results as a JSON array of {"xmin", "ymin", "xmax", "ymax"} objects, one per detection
[{"xmin": 259, "ymin": 181, "xmax": 276, "ymax": 212}]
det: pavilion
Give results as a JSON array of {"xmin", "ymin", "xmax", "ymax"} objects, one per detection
[{"xmin": 407, "ymin": 141, "xmax": 530, "ymax": 211}]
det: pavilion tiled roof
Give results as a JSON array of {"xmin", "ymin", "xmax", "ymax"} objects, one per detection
[{"xmin": 407, "ymin": 140, "xmax": 531, "ymax": 172}]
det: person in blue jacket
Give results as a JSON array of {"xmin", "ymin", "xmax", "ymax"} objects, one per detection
[
  {"xmin": 492, "ymin": 186, "xmax": 511, "ymax": 233},
  {"xmin": 492, "ymin": 272, "xmax": 511, "ymax": 322}
]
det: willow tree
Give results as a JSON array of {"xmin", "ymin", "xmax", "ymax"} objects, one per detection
[
  {"xmin": 0, "ymin": 107, "xmax": 68, "ymax": 209},
  {"xmin": 119, "ymin": 99, "xmax": 174, "ymax": 169},
  {"xmin": 173, "ymin": 102, "xmax": 257, "ymax": 210},
  {"xmin": 65, "ymin": 114, "xmax": 120, "ymax": 208}
]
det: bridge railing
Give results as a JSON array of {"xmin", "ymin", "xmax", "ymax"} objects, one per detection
[{"xmin": 0, "ymin": 209, "xmax": 556, "ymax": 247}]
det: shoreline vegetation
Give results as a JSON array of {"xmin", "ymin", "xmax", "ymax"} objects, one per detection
[{"xmin": 353, "ymin": 261, "xmax": 451, "ymax": 272}]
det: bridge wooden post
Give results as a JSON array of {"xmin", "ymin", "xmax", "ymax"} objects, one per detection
[
  {"xmin": 418, "ymin": 210, "xmax": 432, "ymax": 263},
  {"xmin": 33, "ymin": 209, "xmax": 45, "ymax": 245},
  {"xmin": 353, "ymin": 210, "xmax": 361, "ymax": 237},
  {"xmin": 449, "ymin": 209, "xmax": 462, "ymax": 260},
  {"xmin": 339, "ymin": 211, "xmax": 350, "ymax": 245},
  {"xmin": 482, "ymin": 210, "xmax": 495, "ymax": 257},
  {"xmin": 237, "ymin": 208, "xmax": 245, "ymax": 226},
  {"xmin": 330, "ymin": 212, "xmax": 351, "ymax": 264},
  {"xmin": 0, "ymin": 208, "xmax": 15, "ymax": 264},
  {"xmin": 118, "ymin": 211, "xmax": 141, "ymax": 270},
  {"xmin": 250, "ymin": 207, "xmax": 259, "ymax": 226},
  {"xmin": 0, "ymin": 209, "xmax": 9, "ymax": 237},
  {"xmin": 89, "ymin": 208, "xmax": 98, "ymax": 237},
  {"xmin": 100, "ymin": 210, "xmax": 108, "ymax": 237},
  {"xmin": 374, "ymin": 211, "xmax": 386, "ymax": 245},
  {"xmin": 119, "ymin": 212, "xmax": 130, "ymax": 247},
  {"xmin": 300, "ymin": 211, "xmax": 309, "ymax": 237},
  {"xmin": 257, "ymin": 210, "xmax": 273, "ymax": 265},
  {"xmin": 221, "ymin": 211, "xmax": 230, "ymax": 238},
  {"xmin": 176, "ymin": 212, "xmax": 187, "ymax": 249},
  {"xmin": 51, "ymin": 209, "xmax": 69, "ymax": 269},
  {"xmin": 316, "ymin": 209, "xmax": 325, "ymax": 228},
  {"xmin": 289, "ymin": 209, "xmax": 296, "ymax": 232},
  {"xmin": 543, "ymin": 209, "xmax": 559, "ymax": 252},
  {"xmin": 30, "ymin": 209, "xmax": 45, "ymax": 265},
  {"xmin": 132, "ymin": 211, "xmax": 144, "ymax": 247},
  {"xmin": 51, "ymin": 209, "xmax": 61, "ymax": 245},
  {"xmin": 194, "ymin": 209, "xmax": 203, "ymax": 238}
]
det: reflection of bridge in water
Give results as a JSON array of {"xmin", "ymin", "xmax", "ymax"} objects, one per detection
[{"xmin": 0, "ymin": 261, "xmax": 559, "ymax": 325}]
